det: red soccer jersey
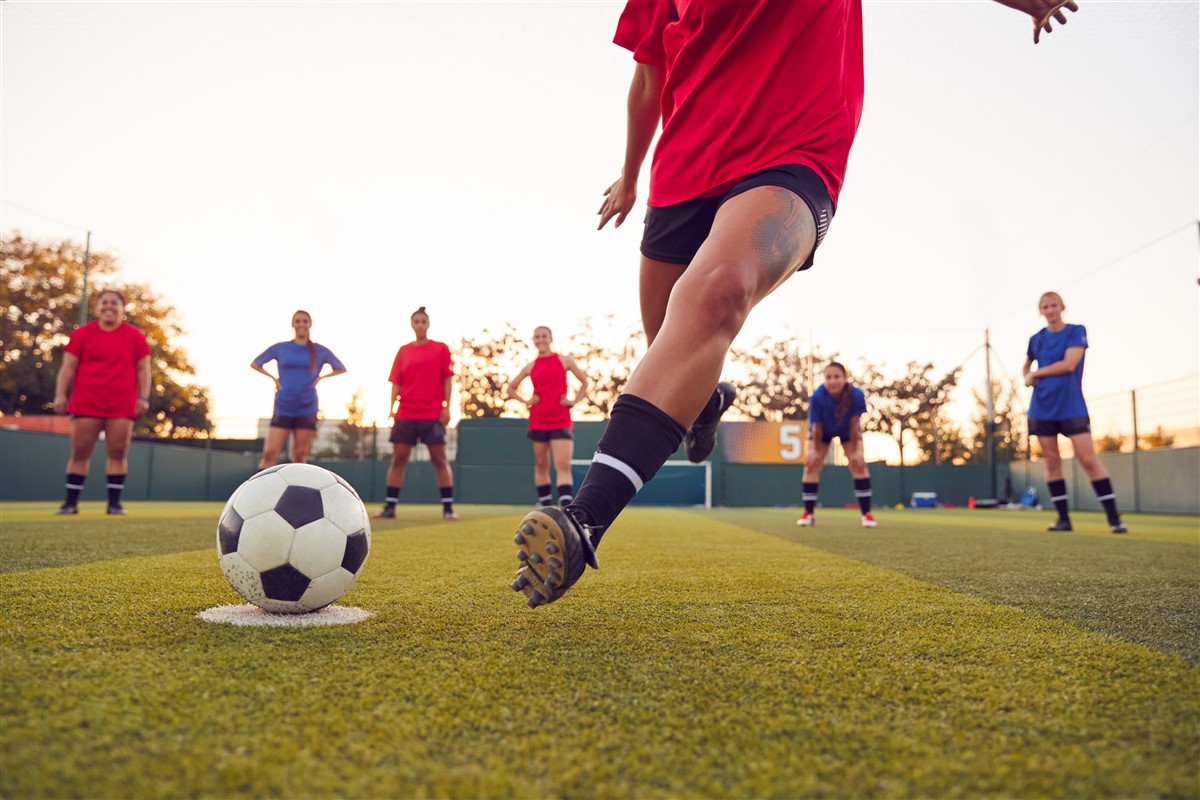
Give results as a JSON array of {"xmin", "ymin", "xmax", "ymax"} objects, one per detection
[
  {"xmin": 529, "ymin": 354, "xmax": 573, "ymax": 431},
  {"xmin": 614, "ymin": 0, "xmax": 864, "ymax": 209},
  {"xmin": 388, "ymin": 340, "xmax": 453, "ymax": 421},
  {"xmin": 64, "ymin": 321, "xmax": 151, "ymax": 418}
]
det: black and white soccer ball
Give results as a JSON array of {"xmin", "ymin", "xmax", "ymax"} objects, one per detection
[{"xmin": 216, "ymin": 464, "xmax": 371, "ymax": 614}]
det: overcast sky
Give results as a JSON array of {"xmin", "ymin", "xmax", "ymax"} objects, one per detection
[{"xmin": 3, "ymin": 1, "xmax": 1197, "ymax": 443}]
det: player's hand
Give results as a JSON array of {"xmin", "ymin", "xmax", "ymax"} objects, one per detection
[
  {"xmin": 53, "ymin": 395, "xmax": 68, "ymax": 415},
  {"xmin": 559, "ymin": 394, "xmax": 572, "ymax": 407},
  {"xmin": 528, "ymin": 394, "xmax": 540, "ymax": 407},
  {"xmin": 598, "ymin": 175, "xmax": 637, "ymax": 230},
  {"xmin": 135, "ymin": 398, "xmax": 150, "ymax": 416},
  {"xmin": 440, "ymin": 407, "xmax": 451, "ymax": 426},
  {"xmin": 1025, "ymin": 373, "xmax": 1040, "ymax": 387},
  {"xmin": 273, "ymin": 378, "xmax": 282, "ymax": 392},
  {"xmin": 997, "ymin": 0, "xmax": 1078, "ymax": 43}
]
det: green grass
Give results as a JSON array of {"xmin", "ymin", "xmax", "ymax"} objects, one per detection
[{"xmin": 1, "ymin": 502, "xmax": 1197, "ymax": 798}]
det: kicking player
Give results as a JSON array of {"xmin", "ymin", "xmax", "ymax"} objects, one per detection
[
  {"xmin": 796, "ymin": 362, "xmax": 875, "ymax": 529},
  {"xmin": 510, "ymin": 0, "xmax": 1082, "ymax": 608},
  {"xmin": 1024, "ymin": 291, "xmax": 1127, "ymax": 533},
  {"xmin": 505, "ymin": 326, "xmax": 590, "ymax": 507},
  {"xmin": 376, "ymin": 307, "xmax": 458, "ymax": 521}
]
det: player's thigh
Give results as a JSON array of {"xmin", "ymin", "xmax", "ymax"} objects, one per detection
[
  {"xmin": 291, "ymin": 428, "xmax": 315, "ymax": 457},
  {"xmin": 530, "ymin": 440, "xmax": 550, "ymax": 466},
  {"xmin": 426, "ymin": 443, "xmax": 449, "ymax": 468},
  {"xmin": 102, "ymin": 418, "xmax": 135, "ymax": 454},
  {"xmin": 69, "ymin": 417, "xmax": 104, "ymax": 456},
  {"xmin": 1037, "ymin": 435, "xmax": 1062, "ymax": 460},
  {"xmin": 390, "ymin": 443, "xmax": 414, "ymax": 464},
  {"xmin": 549, "ymin": 437, "xmax": 574, "ymax": 469},
  {"xmin": 697, "ymin": 185, "xmax": 817, "ymax": 297},
  {"xmin": 640, "ymin": 256, "xmax": 688, "ymax": 345},
  {"xmin": 805, "ymin": 440, "xmax": 830, "ymax": 472},
  {"xmin": 263, "ymin": 426, "xmax": 290, "ymax": 453}
]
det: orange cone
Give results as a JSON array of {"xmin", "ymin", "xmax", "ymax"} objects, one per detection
[{"xmin": 968, "ymin": 496, "xmax": 976, "ymax": 509}]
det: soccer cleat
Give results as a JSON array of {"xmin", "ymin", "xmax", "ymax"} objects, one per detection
[
  {"xmin": 511, "ymin": 506, "xmax": 597, "ymax": 608},
  {"xmin": 55, "ymin": 505, "xmax": 78, "ymax": 515},
  {"xmin": 1110, "ymin": 522, "xmax": 1128, "ymax": 534},
  {"xmin": 373, "ymin": 506, "xmax": 396, "ymax": 519},
  {"xmin": 1047, "ymin": 518, "xmax": 1073, "ymax": 532},
  {"xmin": 861, "ymin": 513, "xmax": 877, "ymax": 528},
  {"xmin": 443, "ymin": 510, "xmax": 459, "ymax": 521},
  {"xmin": 796, "ymin": 511, "xmax": 814, "ymax": 527},
  {"xmin": 106, "ymin": 505, "xmax": 127, "ymax": 516},
  {"xmin": 684, "ymin": 381, "xmax": 736, "ymax": 463}
]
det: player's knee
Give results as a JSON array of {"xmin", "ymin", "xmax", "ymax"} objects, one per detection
[
  {"xmin": 690, "ymin": 266, "xmax": 756, "ymax": 335},
  {"xmin": 107, "ymin": 445, "xmax": 128, "ymax": 461},
  {"xmin": 390, "ymin": 453, "xmax": 410, "ymax": 468},
  {"xmin": 848, "ymin": 456, "xmax": 866, "ymax": 472}
]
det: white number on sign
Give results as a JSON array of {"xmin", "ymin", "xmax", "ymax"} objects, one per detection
[{"xmin": 779, "ymin": 424, "xmax": 803, "ymax": 461}]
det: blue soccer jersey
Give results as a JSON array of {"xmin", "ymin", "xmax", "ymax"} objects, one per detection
[
  {"xmin": 253, "ymin": 341, "xmax": 346, "ymax": 416},
  {"xmin": 808, "ymin": 384, "xmax": 867, "ymax": 441},
  {"xmin": 1027, "ymin": 323, "xmax": 1089, "ymax": 421}
]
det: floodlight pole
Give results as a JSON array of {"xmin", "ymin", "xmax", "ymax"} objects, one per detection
[
  {"xmin": 78, "ymin": 231, "xmax": 92, "ymax": 325},
  {"xmin": 985, "ymin": 329, "xmax": 996, "ymax": 499}
]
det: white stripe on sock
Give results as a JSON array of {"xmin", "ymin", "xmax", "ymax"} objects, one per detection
[
  {"xmin": 1096, "ymin": 493, "xmax": 1115, "ymax": 501},
  {"xmin": 1050, "ymin": 494, "xmax": 1068, "ymax": 502},
  {"xmin": 592, "ymin": 452, "xmax": 643, "ymax": 491},
  {"xmin": 65, "ymin": 482, "xmax": 84, "ymax": 490}
]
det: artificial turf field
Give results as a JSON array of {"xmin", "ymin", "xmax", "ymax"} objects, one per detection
[{"xmin": 2, "ymin": 502, "xmax": 1197, "ymax": 799}]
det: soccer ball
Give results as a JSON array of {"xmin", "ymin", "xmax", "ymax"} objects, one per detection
[{"xmin": 216, "ymin": 464, "xmax": 371, "ymax": 613}]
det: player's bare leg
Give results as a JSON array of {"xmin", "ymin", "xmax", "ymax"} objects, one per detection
[{"xmin": 513, "ymin": 186, "xmax": 816, "ymax": 607}]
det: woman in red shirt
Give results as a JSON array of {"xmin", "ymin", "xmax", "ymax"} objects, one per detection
[
  {"xmin": 505, "ymin": 326, "xmax": 590, "ymax": 508},
  {"xmin": 53, "ymin": 289, "xmax": 151, "ymax": 515},
  {"xmin": 376, "ymin": 307, "xmax": 457, "ymax": 521}
]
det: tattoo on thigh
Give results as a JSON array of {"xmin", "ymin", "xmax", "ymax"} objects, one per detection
[{"xmin": 750, "ymin": 190, "xmax": 815, "ymax": 285}]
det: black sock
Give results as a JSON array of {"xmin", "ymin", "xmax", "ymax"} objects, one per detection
[
  {"xmin": 1091, "ymin": 478, "xmax": 1121, "ymax": 525},
  {"xmin": 106, "ymin": 474, "xmax": 126, "ymax": 507},
  {"xmin": 384, "ymin": 486, "xmax": 400, "ymax": 508},
  {"xmin": 693, "ymin": 386, "xmax": 724, "ymax": 427},
  {"xmin": 1048, "ymin": 479, "xmax": 1070, "ymax": 521},
  {"xmin": 854, "ymin": 477, "xmax": 872, "ymax": 515},
  {"xmin": 440, "ymin": 486, "xmax": 454, "ymax": 514},
  {"xmin": 802, "ymin": 482, "xmax": 819, "ymax": 515},
  {"xmin": 556, "ymin": 484, "xmax": 574, "ymax": 506},
  {"xmin": 64, "ymin": 473, "xmax": 86, "ymax": 507},
  {"xmin": 570, "ymin": 394, "xmax": 686, "ymax": 547},
  {"xmin": 536, "ymin": 484, "xmax": 553, "ymax": 507}
]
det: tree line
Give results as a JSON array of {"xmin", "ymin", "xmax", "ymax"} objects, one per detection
[{"xmin": 6, "ymin": 234, "xmax": 1028, "ymax": 464}]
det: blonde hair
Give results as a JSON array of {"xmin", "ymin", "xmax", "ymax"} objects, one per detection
[{"xmin": 1038, "ymin": 291, "xmax": 1065, "ymax": 308}]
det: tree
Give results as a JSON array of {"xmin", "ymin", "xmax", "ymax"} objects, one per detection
[
  {"xmin": 1095, "ymin": 433, "xmax": 1125, "ymax": 453},
  {"xmin": 567, "ymin": 316, "xmax": 644, "ymax": 419},
  {"xmin": 1139, "ymin": 426, "xmax": 1175, "ymax": 450},
  {"xmin": 857, "ymin": 361, "xmax": 962, "ymax": 464},
  {"xmin": 727, "ymin": 335, "xmax": 829, "ymax": 422},
  {"xmin": 968, "ymin": 380, "xmax": 1028, "ymax": 464},
  {"xmin": 318, "ymin": 388, "xmax": 373, "ymax": 459},
  {"xmin": 459, "ymin": 324, "xmax": 527, "ymax": 419},
  {"xmin": 1, "ymin": 233, "xmax": 214, "ymax": 437}
]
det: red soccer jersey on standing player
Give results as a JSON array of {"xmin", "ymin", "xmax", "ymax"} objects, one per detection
[
  {"xmin": 614, "ymin": 0, "xmax": 864, "ymax": 209},
  {"xmin": 388, "ymin": 340, "xmax": 454, "ymax": 421},
  {"xmin": 64, "ymin": 321, "xmax": 151, "ymax": 418},
  {"xmin": 528, "ymin": 354, "xmax": 573, "ymax": 431}
]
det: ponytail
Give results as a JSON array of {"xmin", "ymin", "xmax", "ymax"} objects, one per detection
[{"xmin": 828, "ymin": 362, "xmax": 852, "ymax": 421}]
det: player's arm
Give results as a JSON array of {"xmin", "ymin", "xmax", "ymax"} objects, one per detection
[
  {"xmin": 847, "ymin": 416, "xmax": 862, "ymax": 448},
  {"xmin": 1028, "ymin": 346, "xmax": 1085, "ymax": 379},
  {"xmin": 388, "ymin": 382, "xmax": 400, "ymax": 421},
  {"xmin": 135, "ymin": 355, "xmax": 151, "ymax": 416},
  {"xmin": 53, "ymin": 352, "xmax": 80, "ymax": 415},
  {"xmin": 598, "ymin": 62, "xmax": 663, "ymax": 230},
  {"xmin": 563, "ymin": 356, "xmax": 590, "ymax": 406},
  {"xmin": 1022, "ymin": 356, "xmax": 1039, "ymax": 387},
  {"xmin": 991, "ymin": 0, "xmax": 1079, "ymax": 43},
  {"xmin": 505, "ymin": 363, "xmax": 535, "ymax": 405},
  {"xmin": 315, "ymin": 367, "xmax": 347, "ymax": 385},
  {"xmin": 250, "ymin": 361, "xmax": 281, "ymax": 391},
  {"xmin": 441, "ymin": 375, "xmax": 452, "ymax": 426}
]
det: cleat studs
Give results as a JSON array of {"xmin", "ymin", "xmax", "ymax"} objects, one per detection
[
  {"xmin": 548, "ymin": 557, "xmax": 562, "ymax": 570},
  {"xmin": 514, "ymin": 532, "xmax": 526, "ymax": 545},
  {"xmin": 520, "ymin": 523, "xmax": 535, "ymax": 537},
  {"xmin": 546, "ymin": 542, "xmax": 560, "ymax": 554},
  {"xmin": 527, "ymin": 591, "xmax": 544, "ymax": 608},
  {"xmin": 511, "ymin": 574, "xmax": 529, "ymax": 591},
  {"xmin": 529, "ymin": 553, "xmax": 544, "ymax": 564},
  {"xmin": 517, "ymin": 550, "xmax": 529, "ymax": 561},
  {"xmin": 547, "ymin": 571, "xmax": 561, "ymax": 586}
]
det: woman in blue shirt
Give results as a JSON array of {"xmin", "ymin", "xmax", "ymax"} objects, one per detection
[
  {"xmin": 251, "ymin": 310, "xmax": 347, "ymax": 469},
  {"xmin": 1024, "ymin": 291, "xmax": 1126, "ymax": 533},
  {"xmin": 798, "ymin": 362, "xmax": 876, "ymax": 528}
]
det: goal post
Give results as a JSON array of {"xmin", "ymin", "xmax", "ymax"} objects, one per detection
[{"xmin": 571, "ymin": 459, "xmax": 711, "ymax": 509}]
